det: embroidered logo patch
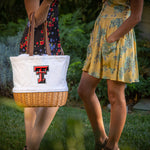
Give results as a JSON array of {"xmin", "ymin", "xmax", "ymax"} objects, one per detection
[{"xmin": 34, "ymin": 66, "xmax": 49, "ymax": 83}]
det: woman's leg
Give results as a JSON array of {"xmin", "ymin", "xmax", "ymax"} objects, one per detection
[
  {"xmin": 29, "ymin": 107, "xmax": 59, "ymax": 150},
  {"xmin": 105, "ymin": 80, "xmax": 126, "ymax": 150},
  {"xmin": 24, "ymin": 108, "xmax": 37, "ymax": 148},
  {"xmin": 78, "ymin": 72, "xmax": 107, "ymax": 145}
]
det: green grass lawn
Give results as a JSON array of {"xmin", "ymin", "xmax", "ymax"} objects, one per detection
[{"xmin": 0, "ymin": 97, "xmax": 150, "ymax": 150}]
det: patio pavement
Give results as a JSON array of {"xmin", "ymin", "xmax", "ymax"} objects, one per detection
[{"xmin": 133, "ymin": 99, "xmax": 150, "ymax": 111}]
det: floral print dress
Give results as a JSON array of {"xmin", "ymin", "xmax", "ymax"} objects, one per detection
[
  {"xmin": 19, "ymin": 0, "xmax": 61, "ymax": 55},
  {"xmin": 82, "ymin": 0, "xmax": 139, "ymax": 83}
]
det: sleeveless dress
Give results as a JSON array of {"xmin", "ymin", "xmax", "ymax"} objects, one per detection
[
  {"xmin": 82, "ymin": 0, "xmax": 139, "ymax": 83},
  {"xmin": 19, "ymin": 0, "xmax": 61, "ymax": 55}
]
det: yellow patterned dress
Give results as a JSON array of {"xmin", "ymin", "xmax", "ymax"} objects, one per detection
[{"xmin": 82, "ymin": 0, "xmax": 139, "ymax": 83}]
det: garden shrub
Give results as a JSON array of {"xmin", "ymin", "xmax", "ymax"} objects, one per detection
[
  {"xmin": 0, "ymin": 11, "xmax": 150, "ymax": 106},
  {"xmin": 0, "ymin": 32, "xmax": 22, "ymax": 97},
  {"xmin": 59, "ymin": 10, "xmax": 93, "ymax": 61},
  {"xmin": 126, "ymin": 40, "xmax": 150, "ymax": 103},
  {"xmin": 0, "ymin": 19, "xmax": 27, "ymax": 37},
  {"xmin": 67, "ymin": 61, "xmax": 83, "ymax": 101}
]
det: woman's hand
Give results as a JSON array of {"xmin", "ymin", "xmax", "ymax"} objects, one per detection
[
  {"xmin": 106, "ymin": 0, "xmax": 143, "ymax": 43},
  {"xmin": 24, "ymin": 0, "xmax": 53, "ymax": 28},
  {"xmin": 106, "ymin": 34, "xmax": 116, "ymax": 43}
]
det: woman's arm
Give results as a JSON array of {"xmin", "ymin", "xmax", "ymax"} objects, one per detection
[{"xmin": 107, "ymin": 0, "xmax": 144, "ymax": 43}]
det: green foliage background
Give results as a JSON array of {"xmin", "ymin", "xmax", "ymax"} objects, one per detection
[{"xmin": 0, "ymin": 0, "xmax": 150, "ymax": 105}]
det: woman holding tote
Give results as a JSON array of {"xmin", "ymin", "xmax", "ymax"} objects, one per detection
[
  {"xmin": 78, "ymin": 0, "xmax": 143, "ymax": 150},
  {"xmin": 20, "ymin": 0, "xmax": 63, "ymax": 150}
]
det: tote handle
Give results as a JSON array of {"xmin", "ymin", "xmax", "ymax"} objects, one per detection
[{"xmin": 27, "ymin": 12, "xmax": 51, "ymax": 56}]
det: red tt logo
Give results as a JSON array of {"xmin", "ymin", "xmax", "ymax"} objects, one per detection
[{"xmin": 34, "ymin": 66, "xmax": 49, "ymax": 83}]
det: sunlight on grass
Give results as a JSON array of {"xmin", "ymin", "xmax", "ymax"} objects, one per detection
[{"xmin": 0, "ymin": 97, "xmax": 24, "ymax": 112}]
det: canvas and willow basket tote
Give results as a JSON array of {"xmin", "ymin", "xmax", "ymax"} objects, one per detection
[{"xmin": 10, "ymin": 13, "xmax": 70, "ymax": 107}]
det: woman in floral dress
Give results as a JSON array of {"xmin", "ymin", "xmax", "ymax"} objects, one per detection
[
  {"xmin": 20, "ymin": 0, "xmax": 62, "ymax": 150},
  {"xmin": 78, "ymin": 0, "xmax": 143, "ymax": 149}
]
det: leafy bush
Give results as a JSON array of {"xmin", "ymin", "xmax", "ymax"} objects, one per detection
[
  {"xmin": 67, "ymin": 61, "xmax": 83, "ymax": 101},
  {"xmin": 0, "ymin": 19, "xmax": 27, "ymax": 37},
  {"xmin": 0, "ymin": 0, "xmax": 26, "ymax": 26},
  {"xmin": 59, "ymin": 10, "xmax": 94, "ymax": 61},
  {"xmin": 0, "ymin": 32, "xmax": 22, "ymax": 97},
  {"xmin": 59, "ymin": 0, "xmax": 101, "ymax": 22},
  {"xmin": 125, "ymin": 40, "xmax": 150, "ymax": 104},
  {"xmin": 0, "ymin": 10, "xmax": 150, "ymax": 106},
  {"xmin": 59, "ymin": 11, "xmax": 95, "ymax": 101}
]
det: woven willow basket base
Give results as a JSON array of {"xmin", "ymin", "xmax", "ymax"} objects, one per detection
[{"xmin": 13, "ymin": 92, "xmax": 68, "ymax": 107}]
